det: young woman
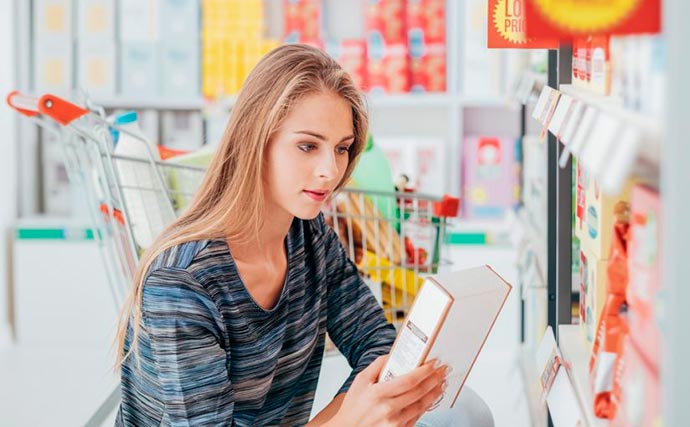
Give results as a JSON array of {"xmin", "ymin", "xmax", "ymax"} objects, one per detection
[{"xmin": 114, "ymin": 44, "xmax": 490, "ymax": 427}]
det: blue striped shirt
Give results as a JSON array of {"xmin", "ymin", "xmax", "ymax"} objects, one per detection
[{"xmin": 115, "ymin": 213, "xmax": 397, "ymax": 426}]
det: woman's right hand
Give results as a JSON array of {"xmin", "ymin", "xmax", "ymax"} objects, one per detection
[{"xmin": 331, "ymin": 355, "xmax": 449, "ymax": 427}]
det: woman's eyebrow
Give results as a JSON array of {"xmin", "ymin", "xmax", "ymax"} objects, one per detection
[{"xmin": 295, "ymin": 130, "xmax": 355, "ymax": 143}]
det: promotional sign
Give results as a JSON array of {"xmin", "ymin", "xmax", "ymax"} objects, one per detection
[
  {"xmin": 525, "ymin": 0, "xmax": 661, "ymax": 38},
  {"xmin": 488, "ymin": 0, "xmax": 558, "ymax": 48}
]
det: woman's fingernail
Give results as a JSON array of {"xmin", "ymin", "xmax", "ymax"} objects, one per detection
[
  {"xmin": 442, "ymin": 380, "xmax": 448, "ymax": 391},
  {"xmin": 445, "ymin": 366, "xmax": 453, "ymax": 376}
]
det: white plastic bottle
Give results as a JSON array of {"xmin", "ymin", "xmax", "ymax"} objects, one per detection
[{"xmin": 112, "ymin": 111, "xmax": 174, "ymax": 249}]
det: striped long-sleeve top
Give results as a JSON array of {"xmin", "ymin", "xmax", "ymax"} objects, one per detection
[{"xmin": 115, "ymin": 213, "xmax": 397, "ymax": 427}]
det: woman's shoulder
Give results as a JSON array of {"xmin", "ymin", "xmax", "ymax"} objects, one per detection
[{"xmin": 146, "ymin": 239, "xmax": 231, "ymax": 281}]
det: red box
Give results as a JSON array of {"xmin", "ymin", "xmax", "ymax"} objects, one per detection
[
  {"xmin": 627, "ymin": 185, "xmax": 662, "ymax": 369},
  {"xmin": 326, "ymin": 39, "xmax": 368, "ymax": 91},
  {"xmin": 406, "ymin": 0, "xmax": 445, "ymax": 44},
  {"xmin": 365, "ymin": 0, "xmax": 406, "ymax": 44},
  {"xmin": 409, "ymin": 43, "xmax": 445, "ymax": 92},
  {"xmin": 283, "ymin": 0, "xmax": 322, "ymax": 43},
  {"xmin": 611, "ymin": 338, "xmax": 661, "ymax": 427},
  {"xmin": 368, "ymin": 43, "xmax": 410, "ymax": 94}
]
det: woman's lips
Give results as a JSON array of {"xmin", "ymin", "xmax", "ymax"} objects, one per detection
[{"xmin": 303, "ymin": 190, "xmax": 328, "ymax": 201}]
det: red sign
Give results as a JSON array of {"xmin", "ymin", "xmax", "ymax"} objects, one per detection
[
  {"xmin": 488, "ymin": 0, "xmax": 559, "ymax": 48},
  {"xmin": 525, "ymin": 0, "xmax": 661, "ymax": 38}
]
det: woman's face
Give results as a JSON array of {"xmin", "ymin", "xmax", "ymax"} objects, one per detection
[{"xmin": 264, "ymin": 91, "xmax": 355, "ymax": 221}]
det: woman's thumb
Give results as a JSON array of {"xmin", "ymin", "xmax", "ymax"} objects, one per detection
[{"xmin": 359, "ymin": 354, "xmax": 390, "ymax": 383}]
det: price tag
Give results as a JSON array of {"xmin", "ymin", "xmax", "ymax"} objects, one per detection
[
  {"xmin": 560, "ymin": 100, "xmax": 585, "ymax": 147},
  {"xmin": 569, "ymin": 107, "xmax": 598, "ymax": 158},
  {"xmin": 582, "ymin": 113, "xmax": 622, "ymax": 177},
  {"xmin": 531, "ymin": 86, "xmax": 551, "ymax": 122},
  {"xmin": 600, "ymin": 126, "xmax": 641, "ymax": 195},
  {"xmin": 548, "ymin": 95, "xmax": 574, "ymax": 138}
]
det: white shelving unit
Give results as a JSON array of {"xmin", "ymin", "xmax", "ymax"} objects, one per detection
[{"xmin": 557, "ymin": 325, "xmax": 607, "ymax": 427}]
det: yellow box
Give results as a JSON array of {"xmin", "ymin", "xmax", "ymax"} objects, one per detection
[
  {"xmin": 578, "ymin": 247, "xmax": 608, "ymax": 350},
  {"xmin": 578, "ymin": 169, "xmax": 633, "ymax": 259}
]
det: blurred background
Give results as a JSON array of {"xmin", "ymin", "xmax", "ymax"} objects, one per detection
[{"xmin": 1, "ymin": 0, "xmax": 687, "ymax": 426}]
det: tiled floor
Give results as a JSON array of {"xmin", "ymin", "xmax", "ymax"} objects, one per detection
[{"xmin": 2, "ymin": 244, "xmax": 532, "ymax": 427}]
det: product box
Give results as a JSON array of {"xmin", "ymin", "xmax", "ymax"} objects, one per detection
[
  {"xmin": 409, "ymin": 43, "xmax": 446, "ymax": 93},
  {"xmin": 366, "ymin": 0, "xmax": 407, "ymax": 45},
  {"xmin": 77, "ymin": 0, "xmax": 115, "ymax": 39},
  {"xmin": 590, "ymin": 35, "xmax": 611, "ymax": 95},
  {"xmin": 376, "ymin": 136, "xmax": 446, "ymax": 196},
  {"xmin": 406, "ymin": 0, "xmax": 445, "ymax": 44},
  {"xmin": 159, "ymin": 0, "xmax": 200, "ymax": 39},
  {"xmin": 160, "ymin": 39, "xmax": 200, "ymax": 97},
  {"xmin": 283, "ymin": 0, "xmax": 322, "ymax": 44},
  {"xmin": 611, "ymin": 338, "xmax": 662, "ymax": 427},
  {"xmin": 119, "ymin": 0, "xmax": 159, "ymax": 42},
  {"xmin": 120, "ymin": 42, "xmax": 159, "ymax": 97},
  {"xmin": 326, "ymin": 39, "xmax": 368, "ymax": 91},
  {"xmin": 367, "ymin": 43, "xmax": 410, "ymax": 94},
  {"xmin": 33, "ymin": 40, "xmax": 73, "ymax": 96},
  {"xmin": 461, "ymin": 136, "xmax": 520, "ymax": 219},
  {"xmin": 578, "ymin": 247, "xmax": 608, "ymax": 349},
  {"xmin": 627, "ymin": 185, "xmax": 662, "ymax": 369},
  {"xmin": 161, "ymin": 111, "xmax": 204, "ymax": 151},
  {"xmin": 77, "ymin": 41, "xmax": 116, "ymax": 97},
  {"xmin": 576, "ymin": 166, "xmax": 633, "ymax": 259},
  {"xmin": 34, "ymin": 0, "xmax": 73, "ymax": 41}
]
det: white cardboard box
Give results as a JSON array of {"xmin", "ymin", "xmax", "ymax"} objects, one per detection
[
  {"xmin": 119, "ymin": 0, "xmax": 159, "ymax": 41},
  {"xmin": 159, "ymin": 0, "xmax": 200, "ymax": 39},
  {"xmin": 77, "ymin": 0, "xmax": 115, "ymax": 39},
  {"xmin": 159, "ymin": 39, "xmax": 200, "ymax": 98},
  {"xmin": 34, "ymin": 0, "xmax": 73, "ymax": 42},
  {"xmin": 120, "ymin": 42, "xmax": 158, "ymax": 97},
  {"xmin": 77, "ymin": 40, "xmax": 116, "ymax": 97},
  {"xmin": 33, "ymin": 39, "xmax": 73, "ymax": 96}
]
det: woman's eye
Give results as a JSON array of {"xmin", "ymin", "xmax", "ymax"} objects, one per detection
[
  {"xmin": 336, "ymin": 146, "xmax": 351, "ymax": 155},
  {"xmin": 298, "ymin": 143, "xmax": 317, "ymax": 152}
]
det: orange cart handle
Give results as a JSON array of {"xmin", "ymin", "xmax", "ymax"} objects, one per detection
[{"xmin": 6, "ymin": 91, "xmax": 89, "ymax": 125}]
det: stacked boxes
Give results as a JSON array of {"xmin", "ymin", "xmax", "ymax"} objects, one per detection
[
  {"xmin": 406, "ymin": 0, "xmax": 446, "ymax": 92},
  {"xmin": 575, "ymin": 161, "xmax": 633, "ymax": 349},
  {"xmin": 611, "ymin": 338, "xmax": 662, "ymax": 427},
  {"xmin": 33, "ymin": 0, "xmax": 73, "ymax": 96},
  {"xmin": 283, "ymin": 0, "xmax": 322, "ymax": 45},
  {"xmin": 77, "ymin": 0, "xmax": 116, "ymax": 96},
  {"xmin": 202, "ymin": 0, "xmax": 279, "ymax": 98},
  {"xmin": 326, "ymin": 40, "xmax": 368, "ymax": 91},
  {"xmin": 366, "ymin": 0, "xmax": 410, "ymax": 93},
  {"xmin": 626, "ymin": 185, "xmax": 662, "ymax": 369},
  {"xmin": 461, "ymin": 136, "xmax": 520, "ymax": 219}
]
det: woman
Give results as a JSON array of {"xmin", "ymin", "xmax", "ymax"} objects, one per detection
[{"xmin": 114, "ymin": 44, "xmax": 487, "ymax": 427}]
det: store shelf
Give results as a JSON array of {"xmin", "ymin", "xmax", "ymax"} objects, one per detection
[
  {"xmin": 558, "ymin": 324, "xmax": 608, "ymax": 427},
  {"xmin": 446, "ymin": 216, "xmax": 514, "ymax": 245},
  {"xmin": 517, "ymin": 208, "xmax": 547, "ymax": 283},
  {"xmin": 461, "ymin": 96, "xmax": 516, "ymax": 109},
  {"xmin": 92, "ymin": 97, "xmax": 206, "ymax": 110},
  {"xmin": 367, "ymin": 93, "xmax": 460, "ymax": 108},
  {"xmin": 558, "ymin": 85, "xmax": 661, "ymax": 142},
  {"xmin": 519, "ymin": 344, "xmax": 548, "ymax": 427}
]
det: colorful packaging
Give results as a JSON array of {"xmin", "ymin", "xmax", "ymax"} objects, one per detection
[
  {"xmin": 589, "ymin": 219, "xmax": 629, "ymax": 420},
  {"xmin": 590, "ymin": 35, "xmax": 611, "ymax": 95},
  {"xmin": 611, "ymin": 338, "xmax": 662, "ymax": 427},
  {"xmin": 283, "ymin": 0, "xmax": 322, "ymax": 43},
  {"xmin": 461, "ymin": 136, "xmax": 520, "ymax": 219},
  {"xmin": 326, "ymin": 39, "xmax": 368, "ymax": 91},
  {"xmin": 409, "ymin": 43, "xmax": 446, "ymax": 92},
  {"xmin": 579, "ymin": 247, "xmax": 608, "ymax": 349},
  {"xmin": 627, "ymin": 185, "xmax": 662, "ymax": 369},
  {"xmin": 365, "ymin": 0, "xmax": 406, "ymax": 45},
  {"xmin": 406, "ymin": 0, "xmax": 445, "ymax": 43},
  {"xmin": 367, "ymin": 43, "xmax": 410, "ymax": 94},
  {"xmin": 578, "ymin": 169, "xmax": 633, "ymax": 260}
]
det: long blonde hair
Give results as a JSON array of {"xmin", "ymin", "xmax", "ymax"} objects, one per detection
[{"xmin": 115, "ymin": 44, "xmax": 369, "ymax": 368}]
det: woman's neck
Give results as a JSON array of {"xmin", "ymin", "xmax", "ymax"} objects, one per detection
[{"xmin": 229, "ymin": 213, "xmax": 293, "ymax": 263}]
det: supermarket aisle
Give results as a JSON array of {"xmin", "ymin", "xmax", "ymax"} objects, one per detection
[{"xmin": 312, "ymin": 243, "xmax": 531, "ymax": 427}]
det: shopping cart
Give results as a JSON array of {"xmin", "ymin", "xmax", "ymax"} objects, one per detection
[{"xmin": 7, "ymin": 91, "xmax": 459, "ymax": 328}]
